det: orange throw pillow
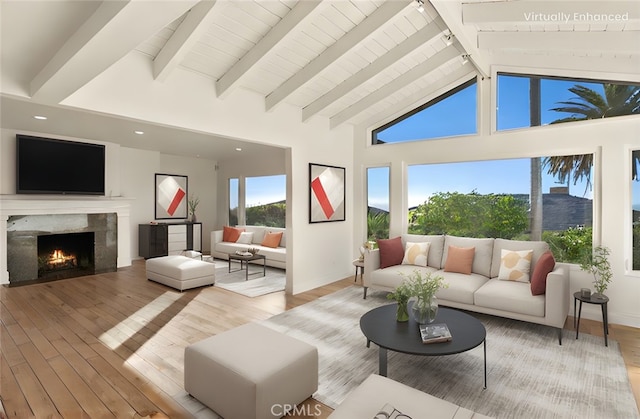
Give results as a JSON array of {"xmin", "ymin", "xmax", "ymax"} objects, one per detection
[
  {"xmin": 261, "ymin": 231, "xmax": 283, "ymax": 248},
  {"xmin": 444, "ymin": 245, "xmax": 475, "ymax": 275},
  {"xmin": 222, "ymin": 226, "xmax": 244, "ymax": 242}
]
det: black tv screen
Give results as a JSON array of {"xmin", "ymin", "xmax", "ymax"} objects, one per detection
[{"xmin": 16, "ymin": 135, "xmax": 105, "ymax": 195}]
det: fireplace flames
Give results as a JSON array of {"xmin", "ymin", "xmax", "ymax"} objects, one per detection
[{"xmin": 45, "ymin": 249, "xmax": 77, "ymax": 270}]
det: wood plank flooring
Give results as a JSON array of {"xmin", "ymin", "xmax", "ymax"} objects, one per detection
[{"xmin": 1, "ymin": 260, "xmax": 638, "ymax": 418}]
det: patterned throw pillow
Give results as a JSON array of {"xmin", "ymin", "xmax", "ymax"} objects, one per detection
[
  {"xmin": 402, "ymin": 242, "xmax": 430, "ymax": 267},
  {"xmin": 498, "ymin": 249, "xmax": 533, "ymax": 282}
]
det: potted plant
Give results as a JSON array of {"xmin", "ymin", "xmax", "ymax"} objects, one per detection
[
  {"xmin": 402, "ymin": 270, "xmax": 447, "ymax": 324},
  {"xmin": 580, "ymin": 245, "xmax": 612, "ymax": 299},
  {"xmin": 387, "ymin": 281, "xmax": 412, "ymax": 322},
  {"xmin": 188, "ymin": 194, "xmax": 200, "ymax": 222}
]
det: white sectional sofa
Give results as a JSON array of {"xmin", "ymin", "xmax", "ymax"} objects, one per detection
[
  {"xmin": 364, "ymin": 234, "xmax": 570, "ymax": 344},
  {"xmin": 211, "ymin": 225, "xmax": 286, "ymax": 269}
]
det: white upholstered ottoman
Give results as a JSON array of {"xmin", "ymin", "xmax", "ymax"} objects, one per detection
[
  {"xmin": 145, "ymin": 255, "xmax": 215, "ymax": 291},
  {"xmin": 184, "ymin": 322, "xmax": 318, "ymax": 419}
]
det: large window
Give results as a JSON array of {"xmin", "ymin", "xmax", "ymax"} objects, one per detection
[
  {"xmin": 408, "ymin": 156, "xmax": 593, "ymax": 263},
  {"xmin": 372, "ymin": 79, "xmax": 477, "ymax": 145},
  {"xmin": 229, "ymin": 178, "xmax": 239, "ymax": 226},
  {"xmin": 228, "ymin": 175, "xmax": 286, "ymax": 227},
  {"xmin": 367, "ymin": 167, "xmax": 390, "ymax": 240},
  {"xmin": 497, "ymin": 74, "xmax": 640, "ymax": 131},
  {"xmin": 245, "ymin": 175, "xmax": 286, "ymax": 227}
]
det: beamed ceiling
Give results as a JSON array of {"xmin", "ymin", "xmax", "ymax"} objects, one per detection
[{"xmin": 1, "ymin": 0, "xmax": 639, "ymax": 159}]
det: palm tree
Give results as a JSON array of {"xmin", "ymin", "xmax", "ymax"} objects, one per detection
[{"xmin": 545, "ymin": 83, "xmax": 640, "ymax": 186}]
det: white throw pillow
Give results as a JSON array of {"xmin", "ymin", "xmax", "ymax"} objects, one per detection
[
  {"xmin": 401, "ymin": 241, "xmax": 430, "ymax": 267},
  {"xmin": 236, "ymin": 231, "xmax": 254, "ymax": 244},
  {"xmin": 498, "ymin": 249, "xmax": 533, "ymax": 282}
]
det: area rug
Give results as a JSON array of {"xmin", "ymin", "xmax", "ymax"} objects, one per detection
[
  {"xmin": 213, "ymin": 261, "xmax": 285, "ymax": 297},
  {"xmin": 261, "ymin": 286, "xmax": 639, "ymax": 419}
]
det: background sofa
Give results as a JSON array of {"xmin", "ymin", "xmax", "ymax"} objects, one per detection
[
  {"xmin": 364, "ymin": 234, "xmax": 570, "ymax": 344},
  {"xmin": 211, "ymin": 225, "xmax": 286, "ymax": 269}
]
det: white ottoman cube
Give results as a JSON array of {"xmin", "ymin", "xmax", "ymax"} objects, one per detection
[
  {"xmin": 184, "ymin": 322, "xmax": 318, "ymax": 419},
  {"xmin": 145, "ymin": 255, "xmax": 215, "ymax": 291}
]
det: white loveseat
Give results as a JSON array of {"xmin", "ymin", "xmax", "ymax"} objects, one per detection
[
  {"xmin": 364, "ymin": 234, "xmax": 570, "ymax": 344},
  {"xmin": 211, "ymin": 225, "xmax": 286, "ymax": 269}
]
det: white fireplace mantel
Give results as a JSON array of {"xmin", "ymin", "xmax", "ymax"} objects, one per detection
[{"xmin": 0, "ymin": 195, "xmax": 133, "ymax": 284}]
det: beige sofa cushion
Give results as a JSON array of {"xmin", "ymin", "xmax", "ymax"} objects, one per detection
[
  {"xmin": 370, "ymin": 265, "xmax": 438, "ymax": 291},
  {"xmin": 436, "ymin": 271, "xmax": 489, "ymax": 305},
  {"xmin": 491, "ymin": 238, "xmax": 549, "ymax": 278},
  {"xmin": 474, "ymin": 278, "xmax": 545, "ymax": 317},
  {"xmin": 443, "ymin": 236, "xmax": 494, "ymax": 277},
  {"xmin": 402, "ymin": 234, "xmax": 445, "ymax": 268}
]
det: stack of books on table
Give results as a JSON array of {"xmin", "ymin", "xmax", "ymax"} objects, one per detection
[{"xmin": 420, "ymin": 323, "xmax": 452, "ymax": 344}]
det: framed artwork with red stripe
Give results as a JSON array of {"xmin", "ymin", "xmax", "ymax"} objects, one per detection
[
  {"xmin": 155, "ymin": 173, "xmax": 188, "ymax": 220},
  {"xmin": 309, "ymin": 163, "xmax": 345, "ymax": 223}
]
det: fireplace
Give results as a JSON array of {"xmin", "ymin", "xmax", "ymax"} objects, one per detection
[
  {"xmin": 6, "ymin": 212, "xmax": 118, "ymax": 285},
  {"xmin": 37, "ymin": 232, "xmax": 95, "ymax": 280}
]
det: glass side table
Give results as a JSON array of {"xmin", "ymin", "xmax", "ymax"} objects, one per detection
[{"xmin": 573, "ymin": 291, "xmax": 609, "ymax": 347}]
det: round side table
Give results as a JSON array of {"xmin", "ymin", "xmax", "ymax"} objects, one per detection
[
  {"xmin": 352, "ymin": 259, "xmax": 364, "ymax": 282},
  {"xmin": 573, "ymin": 291, "xmax": 609, "ymax": 347}
]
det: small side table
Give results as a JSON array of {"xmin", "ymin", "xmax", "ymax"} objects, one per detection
[
  {"xmin": 352, "ymin": 259, "xmax": 364, "ymax": 282},
  {"xmin": 573, "ymin": 291, "xmax": 609, "ymax": 347}
]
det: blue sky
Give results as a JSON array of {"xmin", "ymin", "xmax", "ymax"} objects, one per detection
[
  {"xmin": 368, "ymin": 76, "xmax": 640, "ymax": 211},
  {"xmin": 236, "ymin": 76, "xmax": 640, "ymax": 212}
]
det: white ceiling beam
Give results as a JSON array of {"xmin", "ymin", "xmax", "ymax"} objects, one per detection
[
  {"xmin": 302, "ymin": 16, "xmax": 446, "ymax": 122},
  {"xmin": 330, "ymin": 44, "xmax": 464, "ymax": 129},
  {"xmin": 479, "ymin": 31, "xmax": 640, "ymax": 54},
  {"xmin": 154, "ymin": 0, "xmax": 219, "ymax": 82},
  {"xmin": 429, "ymin": 0, "xmax": 489, "ymax": 78},
  {"xmin": 216, "ymin": 0, "xmax": 323, "ymax": 99},
  {"xmin": 30, "ymin": 0, "xmax": 198, "ymax": 103},
  {"xmin": 463, "ymin": 1, "xmax": 640, "ymax": 24},
  {"xmin": 490, "ymin": 53, "xmax": 640, "ymax": 84},
  {"xmin": 358, "ymin": 63, "xmax": 476, "ymax": 132},
  {"xmin": 266, "ymin": 0, "xmax": 412, "ymax": 112}
]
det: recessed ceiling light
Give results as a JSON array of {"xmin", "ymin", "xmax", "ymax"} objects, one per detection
[
  {"xmin": 235, "ymin": 147, "xmax": 242, "ymax": 151},
  {"xmin": 134, "ymin": 130, "xmax": 144, "ymax": 135},
  {"xmin": 33, "ymin": 115, "xmax": 47, "ymax": 120}
]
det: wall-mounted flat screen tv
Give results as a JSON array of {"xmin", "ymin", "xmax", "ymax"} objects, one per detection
[{"xmin": 16, "ymin": 134, "xmax": 106, "ymax": 195}]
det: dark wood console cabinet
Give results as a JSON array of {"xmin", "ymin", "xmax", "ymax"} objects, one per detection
[{"xmin": 139, "ymin": 222, "xmax": 202, "ymax": 259}]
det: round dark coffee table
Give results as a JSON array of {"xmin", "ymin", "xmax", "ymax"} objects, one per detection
[{"xmin": 360, "ymin": 303, "xmax": 487, "ymax": 388}]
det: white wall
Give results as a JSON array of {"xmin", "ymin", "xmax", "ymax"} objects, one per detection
[
  {"xmin": 0, "ymin": 129, "xmax": 220, "ymax": 260},
  {"xmin": 353, "ymin": 98, "xmax": 640, "ymax": 327},
  {"xmin": 48, "ymin": 51, "xmax": 355, "ymax": 294}
]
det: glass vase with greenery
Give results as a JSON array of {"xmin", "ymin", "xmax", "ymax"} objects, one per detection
[
  {"xmin": 387, "ymin": 281, "xmax": 412, "ymax": 322},
  {"xmin": 401, "ymin": 270, "xmax": 447, "ymax": 324},
  {"xmin": 188, "ymin": 194, "xmax": 200, "ymax": 222}
]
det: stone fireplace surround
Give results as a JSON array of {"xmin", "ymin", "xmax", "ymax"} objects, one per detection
[{"xmin": 0, "ymin": 196, "xmax": 132, "ymax": 285}]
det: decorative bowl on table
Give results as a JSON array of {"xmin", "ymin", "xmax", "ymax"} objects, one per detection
[{"xmin": 247, "ymin": 247, "xmax": 260, "ymax": 255}]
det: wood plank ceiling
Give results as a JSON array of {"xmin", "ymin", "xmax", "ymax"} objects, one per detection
[{"xmin": 2, "ymin": 0, "xmax": 639, "ymax": 134}]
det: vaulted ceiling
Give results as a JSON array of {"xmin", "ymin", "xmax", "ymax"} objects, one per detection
[{"xmin": 1, "ymin": 0, "xmax": 638, "ymax": 158}]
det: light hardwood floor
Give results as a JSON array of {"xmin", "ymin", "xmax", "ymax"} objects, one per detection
[{"xmin": 1, "ymin": 260, "xmax": 638, "ymax": 418}]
